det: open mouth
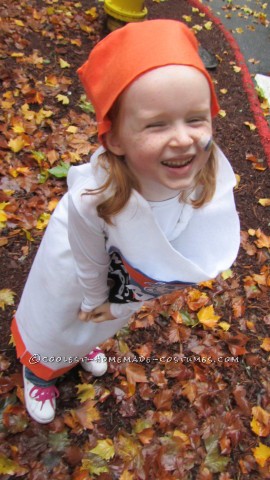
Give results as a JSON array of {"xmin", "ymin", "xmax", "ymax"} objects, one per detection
[{"xmin": 161, "ymin": 157, "xmax": 194, "ymax": 168}]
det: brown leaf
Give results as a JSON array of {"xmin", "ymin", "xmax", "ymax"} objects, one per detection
[
  {"xmin": 126, "ymin": 363, "xmax": 148, "ymax": 386},
  {"xmin": 153, "ymin": 389, "xmax": 173, "ymax": 410}
]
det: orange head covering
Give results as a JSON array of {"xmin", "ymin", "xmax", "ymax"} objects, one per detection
[{"xmin": 77, "ymin": 19, "xmax": 219, "ymax": 143}]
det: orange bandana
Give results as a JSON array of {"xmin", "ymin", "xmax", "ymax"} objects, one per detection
[{"xmin": 77, "ymin": 19, "xmax": 220, "ymax": 142}]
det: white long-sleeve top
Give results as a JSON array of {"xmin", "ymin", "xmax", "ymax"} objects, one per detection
[{"xmin": 13, "ymin": 146, "xmax": 240, "ymax": 376}]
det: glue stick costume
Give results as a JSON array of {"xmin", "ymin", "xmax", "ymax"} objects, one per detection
[{"xmin": 12, "ymin": 19, "xmax": 240, "ymax": 423}]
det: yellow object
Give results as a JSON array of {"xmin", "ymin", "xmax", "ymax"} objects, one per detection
[{"xmin": 104, "ymin": 0, "xmax": 147, "ymax": 27}]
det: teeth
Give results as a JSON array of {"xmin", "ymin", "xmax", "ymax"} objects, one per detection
[{"xmin": 162, "ymin": 158, "xmax": 192, "ymax": 167}]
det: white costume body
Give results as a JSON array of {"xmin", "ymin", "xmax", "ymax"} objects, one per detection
[{"xmin": 13, "ymin": 146, "xmax": 240, "ymax": 379}]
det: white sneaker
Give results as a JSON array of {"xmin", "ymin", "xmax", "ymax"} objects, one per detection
[
  {"xmin": 81, "ymin": 347, "xmax": 108, "ymax": 376},
  {"xmin": 23, "ymin": 366, "xmax": 59, "ymax": 424}
]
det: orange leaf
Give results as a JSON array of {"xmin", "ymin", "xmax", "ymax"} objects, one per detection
[
  {"xmin": 260, "ymin": 338, "xmax": 270, "ymax": 352},
  {"xmin": 197, "ymin": 305, "xmax": 220, "ymax": 328},
  {"xmin": 153, "ymin": 389, "xmax": 173, "ymax": 410},
  {"xmin": 187, "ymin": 288, "xmax": 209, "ymax": 311},
  {"xmin": 252, "ymin": 442, "xmax": 270, "ymax": 467},
  {"xmin": 251, "ymin": 406, "xmax": 270, "ymax": 437},
  {"xmin": 126, "ymin": 363, "xmax": 148, "ymax": 387}
]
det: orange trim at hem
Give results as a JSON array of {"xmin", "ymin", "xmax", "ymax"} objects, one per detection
[{"xmin": 11, "ymin": 317, "xmax": 75, "ymax": 381}]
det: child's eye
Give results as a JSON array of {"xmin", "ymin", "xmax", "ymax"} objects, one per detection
[
  {"xmin": 188, "ymin": 117, "xmax": 207, "ymax": 124},
  {"xmin": 145, "ymin": 122, "xmax": 166, "ymax": 129}
]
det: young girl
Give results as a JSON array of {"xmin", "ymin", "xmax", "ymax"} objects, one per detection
[{"xmin": 11, "ymin": 19, "xmax": 240, "ymax": 423}]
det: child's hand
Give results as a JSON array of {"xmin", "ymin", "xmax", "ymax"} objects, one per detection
[{"xmin": 79, "ymin": 303, "xmax": 116, "ymax": 323}]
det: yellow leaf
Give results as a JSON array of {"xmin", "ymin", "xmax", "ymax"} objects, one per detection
[
  {"xmin": 56, "ymin": 94, "xmax": 69, "ymax": 105},
  {"xmin": 48, "ymin": 199, "xmax": 59, "ymax": 212},
  {"xmin": 59, "ymin": 58, "xmax": 71, "ymax": 68},
  {"xmin": 120, "ymin": 471, "xmax": 135, "ymax": 480},
  {"xmin": 66, "ymin": 125, "xmax": 78, "ymax": 133},
  {"xmin": 192, "ymin": 24, "xmax": 203, "ymax": 32},
  {"xmin": 0, "ymin": 289, "xmax": 16, "ymax": 310},
  {"xmin": 251, "ymin": 406, "xmax": 270, "ymax": 437},
  {"xmin": 235, "ymin": 27, "xmax": 244, "ymax": 33},
  {"xmin": 197, "ymin": 305, "xmax": 221, "ymax": 328},
  {"xmin": 204, "ymin": 21, "xmax": 213, "ymax": 30},
  {"xmin": 244, "ymin": 121, "xmax": 257, "ymax": 131},
  {"xmin": 258, "ymin": 198, "xmax": 270, "ymax": 207},
  {"xmin": 14, "ymin": 19, "xmax": 24, "ymax": 26},
  {"xmin": 20, "ymin": 104, "xmax": 35, "ymax": 121},
  {"xmin": 90, "ymin": 439, "xmax": 115, "ymax": 460},
  {"xmin": 12, "ymin": 120, "xmax": 25, "ymax": 134},
  {"xmin": 220, "ymin": 88, "xmax": 228, "ymax": 94},
  {"xmin": 192, "ymin": 7, "xmax": 199, "ymax": 12},
  {"xmin": 36, "ymin": 213, "xmax": 50, "ymax": 230},
  {"xmin": 11, "ymin": 52, "xmax": 24, "ymax": 58},
  {"xmin": 235, "ymin": 173, "xmax": 241, "ymax": 188},
  {"xmin": 252, "ymin": 442, "xmax": 270, "ymax": 467},
  {"xmin": 218, "ymin": 321, "xmax": 231, "ymax": 331},
  {"xmin": 182, "ymin": 15, "xmax": 192, "ymax": 22},
  {"xmin": 173, "ymin": 429, "xmax": 190, "ymax": 444},
  {"xmin": 198, "ymin": 279, "xmax": 214, "ymax": 289},
  {"xmin": 85, "ymin": 7, "xmax": 98, "ymax": 18},
  {"xmin": 80, "ymin": 24, "xmax": 94, "ymax": 33},
  {"xmin": 0, "ymin": 202, "xmax": 8, "ymax": 223},
  {"xmin": 35, "ymin": 108, "xmax": 53, "ymax": 125},
  {"xmin": 8, "ymin": 136, "xmax": 29, "ymax": 153},
  {"xmin": 0, "ymin": 454, "xmax": 28, "ymax": 475},
  {"xmin": 76, "ymin": 383, "xmax": 96, "ymax": 403},
  {"xmin": 221, "ymin": 269, "xmax": 233, "ymax": 280},
  {"xmin": 218, "ymin": 109, "xmax": 226, "ymax": 117},
  {"xmin": 260, "ymin": 338, "xmax": 270, "ymax": 352},
  {"xmin": 73, "ymin": 399, "xmax": 101, "ymax": 429},
  {"xmin": 233, "ymin": 66, "xmax": 242, "ymax": 73},
  {"xmin": 248, "ymin": 228, "xmax": 256, "ymax": 236}
]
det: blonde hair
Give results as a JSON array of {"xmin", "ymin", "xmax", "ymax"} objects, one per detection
[{"xmin": 85, "ymin": 146, "xmax": 217, "ymax": 225}]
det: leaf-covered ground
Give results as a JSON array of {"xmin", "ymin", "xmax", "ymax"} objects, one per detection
[{"xmin": 0, "ymin": 0, "xmax": 270, "ymax": 479}]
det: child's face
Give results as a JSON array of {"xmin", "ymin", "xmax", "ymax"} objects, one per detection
[{"xmin": 106, "ymin": 65, "xmax": 213, "ymax": 201}]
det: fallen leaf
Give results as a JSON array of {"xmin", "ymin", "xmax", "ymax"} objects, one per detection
[
  {"xmin": 0, "ymin": 289, "xmax": 16, "ymax": 310},
  {"xmin": 258, "ymin": 198, "xmax": 270, "ymax": 207},
  {"xmin": 260, "ymin": 337, "xmax": 270, "ymax": 352},
  {"xmin": 90, "ymin": 439, "xmax": 115, "ymax": 460},
  {"xmin": 251, "ymin": 406, "xmax": 270, "ymax": 437},
  {"xmin": 197, "ymin": 305, "xmax": 221, "ymax": 328},
  {"xmin": 59, "ymin": 58, "xmax": 71, "ymax": 68},
  {"xmin": 252, "ymin": 442, "xmax": 270, "ymax": 467}
]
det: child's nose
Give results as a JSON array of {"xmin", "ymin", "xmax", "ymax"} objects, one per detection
[{"xmin": 169, "ymin": 124, "xmax": 193, "ymax": 148}]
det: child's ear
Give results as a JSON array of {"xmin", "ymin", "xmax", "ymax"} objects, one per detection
[{"xmin": 105, "ymin": 130, "xmax": 125, "ymax": 156}]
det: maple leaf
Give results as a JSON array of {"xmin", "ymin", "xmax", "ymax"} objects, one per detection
[
  {"xmin": 76, "ymin": 383, "xmax": 96, "ymax": 403},
  {"xmin": 126, "ymin": 363, "xmax": 148, "ymax": 387},
  {"xmin": 187, "ymin": 288, "xmax": 209, "ymax": 311},
  {"xmin": 250, "ymin": 406, "xmax": 270, "ymax": 437},
  {"xmin": 71, "ymin": 399, "xmax": 101, "ymax": 430},
  {"xmin": 197, "ymin": 305, "xmax": 221, "ymax": 328},
  {"xmin": 8, "ymin": 135, "xmax": 29, "ymax": 153},
  {"xmin": 204, "ymin": 435, "xmax": 230, "ymax": 473},
  {"xmin": 0, "ymin": 454, "xmax": 28, "ymax": 476},
  {"xmin": 56, "ymin": 94, "xmax": 70, "ymax": 105},
  {"xmin": 115, "ymin": 430, "xmax": 142, "ymax": 464},
  {"xmin": 0, "ymin": 289, "xmax": 16, "ymax": 310},
  {"xmin": 90, "ymin": 439, "xmax": 115, "ymax": 460},
  {"xmin": 252, "ymin": 442, "xmax": 270, "ymax": 467}
]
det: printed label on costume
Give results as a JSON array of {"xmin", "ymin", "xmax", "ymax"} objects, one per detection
[{"xmin": 108, "ymin": 248, "xmax": 192, "ymax": 302}]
